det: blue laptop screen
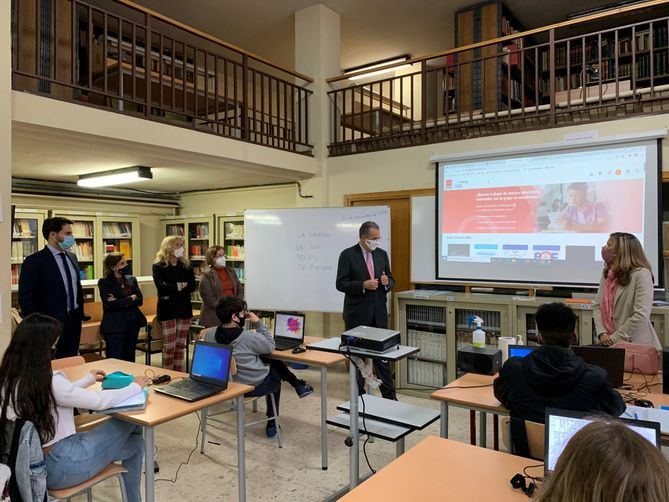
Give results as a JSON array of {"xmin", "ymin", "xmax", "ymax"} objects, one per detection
[
  {"xmin": 191, "ymin": 343, "xmax": 231, "ymax": 382},
  {"xmin": 509, "ymin": 346, "xmax": 535, "ymax": 358}
]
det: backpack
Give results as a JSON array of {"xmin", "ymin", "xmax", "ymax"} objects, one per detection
[{"xmin": 0, "ymin": 419, "xmax": 47, "ymax": 501}]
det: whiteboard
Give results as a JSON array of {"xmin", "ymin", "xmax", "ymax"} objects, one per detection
[
  {"xmin": 411, "ymin": 195, "xmax": 445, "ymax": 283},
  {"xmin": 245, "ymin": 207, "xmax": 391, "ymax": 312}
]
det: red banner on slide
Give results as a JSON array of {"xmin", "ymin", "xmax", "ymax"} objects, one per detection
[{"xmin": 443, "ymin": 185, "xmax": 539, "ymax": 233}]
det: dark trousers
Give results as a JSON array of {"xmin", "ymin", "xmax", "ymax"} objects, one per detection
[
  {"xmin": 349, "ymin": 317, "xmax": 397, "ymax": 401},
  {"xmin": 55, "ymin": 311, "xmax": 82, "ymax": 359},
  {"xmin": 260, "ymin": 358, "xmax": 301, "ymax": 387},
  {"xmin": 245, "ymin": 366, "xmax": 282, "ymax": 426},
  {"xmin": 104, "ymin": 323, "xmax": 142, "ymax": 362}
]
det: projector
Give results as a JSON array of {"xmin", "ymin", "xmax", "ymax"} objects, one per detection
[{"xmin": 341, "ymin": 326, "xmax": 401, "ymax": 353}]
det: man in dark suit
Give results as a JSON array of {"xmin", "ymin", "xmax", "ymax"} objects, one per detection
[
  {"xmin": 19, "ymin": 216, "xmax": 84, "ymax": 358},
  {"xmin": 336, "ymin": 221, "xmax": 396, "ymax": 399}
]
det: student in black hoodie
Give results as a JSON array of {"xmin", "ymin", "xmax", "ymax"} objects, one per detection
[{"xmin": 494, "ymin": 302, "xmax": 625, "ymax": 425}]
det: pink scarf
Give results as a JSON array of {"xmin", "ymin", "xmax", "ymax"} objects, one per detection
[{"xmin": 600, "ymin": 269, "xmax": 618, "ymax": 334}]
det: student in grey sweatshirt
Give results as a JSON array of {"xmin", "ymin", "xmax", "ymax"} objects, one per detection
[{"xmin": 203, "ymin": 296, "xmax": 313, "ymax": 438}]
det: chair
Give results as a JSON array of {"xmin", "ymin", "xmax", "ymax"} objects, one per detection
[
  {"xmin": 199, "ymin": 356, "xmax": 282, "ymax": 452},
  {"xmin": 501, "ymin": 417, "xmax": 545, "ymax": 460},
  {"xmin": 136, "ymin": 317, "xmax": 163, "ymax": 366},
  {"xmin": 48, "ymin": 463, "xmax": 128, "ymax": 502},
  {"xmin": 51, "ymin": 356, "xmax": 86, "ymax": 371},
  {"xmin": 80, "ymin": 302, "xmax": 105, "ymax": 362}
]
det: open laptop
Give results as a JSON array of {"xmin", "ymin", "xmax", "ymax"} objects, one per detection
[
  {"xmin": 273, "ymin": 312, "xmax": 305, "ymax": 351},
  {"xmin": 154, "ymin": 341, "xmax": 232, "ymax": 402},
  {"xmin": 572, "ymin": 345, "xmax": 625, "ymax": 388},
  {"xmin": 544, "ymin": 408, "xmax": 660, "ymax": 477},
  {"xmin": 508, "ymin": 345, "xmax": 536, "ymax": 358}
]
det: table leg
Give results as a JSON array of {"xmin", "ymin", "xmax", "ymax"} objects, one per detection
[
  {"xmin": 470, "ymin": 411, "xmax": 476, "ymax": 445},
  {"xmin": 236, "ymin": 395, "xmax": 246, "ymax": 502},
  {"xmin": 349, "ymin": 357, "xmax": 359, "ymax": 489},
  {"xmin": 479, "ymin": 411, "xmax": 487, "ymax": 448},
  {"xmin": 493, "ymin": 414, "xmax": 499, "ymax": 451},
  {"xmin": 440, "ymin": 402, "xmax": 448, "ymax": 439},
  {"xmin": 320, "ymin": 365, "xmax": 328, "ymax": 470},
  {"xmin": 395, "ymin": 437, "xmax": 405, "ymax": 457},
  {"xmin": 144, "ymin": 426, "xmax": 155, "ymax": 502}
]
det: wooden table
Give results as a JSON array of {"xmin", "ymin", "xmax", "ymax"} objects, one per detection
[
  {"xmin": 340, "ymin": 435, "xmax": 532, "ymax": 501},
  {"xmin": 63, "ymin": 359, "xmax": 253, "ymax": 502},
  {"xmin": 431, "ymin": 371, "xmax": 666, "ymax": 448},
  {"xmin": 267, "ymin": 336, "xmax": 346, "ymax": 470}
]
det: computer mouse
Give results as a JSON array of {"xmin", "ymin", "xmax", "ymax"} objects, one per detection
[
  {"xmin": 633, "ymin": 398, "xmax": 654, "ymax": 408},
  {"xmin": 152, "ymin": 374, "xmax": 172, "ymax": 385},
  {"xmin": 292, "ymin": 346, "xmax": 307, "ymax": 354}
]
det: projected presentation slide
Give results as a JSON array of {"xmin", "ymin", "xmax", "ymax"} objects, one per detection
[{"xmin": 436, "ymin": 141, "xmax": 660, "ymax": 286}]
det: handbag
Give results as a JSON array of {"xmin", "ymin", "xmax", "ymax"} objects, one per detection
[{"xmin": 613, "ymin": 341, "xmax": 659, "ymax": 375}]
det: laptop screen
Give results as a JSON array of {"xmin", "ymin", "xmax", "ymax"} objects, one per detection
[
  {"xmin": 274, "ymin": 312, "xmax": 305, "ymax": 340},
  {"xmin": 190, "ymin": 341, "xmax": 232, "ymax": 384},
  {"xmin": 545, "ymin": 408, "xmax": 660, "ymax": 475},
  {"xmin": 508, "ymin": 345, "xmax": 535, "ymax": 358}
]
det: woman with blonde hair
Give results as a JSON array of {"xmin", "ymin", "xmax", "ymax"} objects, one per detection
[
  {"xmin": 592, "ymin": 232, "xmax": 661, "ymax": 350},
  {"xmin": 198, "ymin": 245, "xmax": 244, "ymax": 328},
  {"xmin": 152, "ymin": 235, "xmax": 195, "ymax": 370},
  {"xmin": 537, "ymin": 420, "xmax": 669, "ymax": 502}
]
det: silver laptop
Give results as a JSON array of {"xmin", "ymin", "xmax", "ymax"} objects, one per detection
[
  {"xmin": 154, "ymin": 341, "xmax": 232, "ymax": 402},
  {"xmin": 273, "ymin": 312, "xmax": 305, "ymax": 351}
]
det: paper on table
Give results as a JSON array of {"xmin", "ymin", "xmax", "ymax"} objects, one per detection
[{"xmin": 91, "ymin": 388, "xmax": 148, "ymax": 414}]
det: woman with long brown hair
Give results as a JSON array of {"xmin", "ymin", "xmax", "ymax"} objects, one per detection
[
  {"xmin": 592, "ymin": 232, "xmax": 661, "ymax": 350},
  {"xmin": 537, "ymin": 420, "xmax": 669, "ymax": 502}
]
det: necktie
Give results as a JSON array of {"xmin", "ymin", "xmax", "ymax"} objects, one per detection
[
  {"xmin": 365, "ymin": 251, "xmax": 374, "ymax": 280},
  {"xmin": 59, "ymin": 252, "xmax": 76, "ymax": 312}
]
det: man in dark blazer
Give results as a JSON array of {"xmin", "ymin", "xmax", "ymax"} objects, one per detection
[
  {"xmin": 336, "ymin": 221, "xmax": 396, "ymax": 399},
  {"xmin": 19, "ymin": 216, "xmax": 84, "ymax": 358}
]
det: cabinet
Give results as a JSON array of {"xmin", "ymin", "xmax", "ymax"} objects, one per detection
[
  {"xmin": 98, "ymin": 216, "xmax": 140, "ymax": 276},
  {"xmin": 217, "ymin": 214, "xmax": 246, "ymax": 284},
  {"xmin": 161, "ymin": 215, "xmax": 215, "ymax": 278},
  {"xmin": 11, "ymin": 208, "xmax": 48, "ymax": 285}
]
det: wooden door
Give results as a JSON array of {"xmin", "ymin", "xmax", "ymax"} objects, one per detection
[{"xmin": 345, "ymin": 188, "xmax": 433, "ymax": 327}]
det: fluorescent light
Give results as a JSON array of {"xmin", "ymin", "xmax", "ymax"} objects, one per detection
[
  {"xmin": 345, "ymin": 56, "xmax": 411, "ymax": 81},
  {"xmin": 77, "ymin": 166, "xmax": 153, "ymax": 188}
]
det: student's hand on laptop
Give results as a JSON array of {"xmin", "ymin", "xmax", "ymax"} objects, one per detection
[
  {"xmin": 90, "ymin": 369, "xmax": 106, "ymax": 382},
  {"xmin": 246, "ymin": 311, "xmax": 260, "ymax": 323},
  {"xmin": 133, "ymin": 376, "xmax": 150, "ymax": 387}
]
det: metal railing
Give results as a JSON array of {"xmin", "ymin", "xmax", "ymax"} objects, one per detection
[
  {"xmin": 327, "ymin": 2, "xmax": 669, "ymax": 156},
  {"xmin": 11, "ymin": 0, "xmax": 313, "ymax": 154}
]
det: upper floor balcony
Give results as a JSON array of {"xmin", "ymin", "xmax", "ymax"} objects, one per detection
[
  {"xmin": 326, "ymin": 0, "xmax": 669, "ymax": 156},
  {"xmin": 11, "ymin": 0, "xmax": 314, "ymax": 155}
]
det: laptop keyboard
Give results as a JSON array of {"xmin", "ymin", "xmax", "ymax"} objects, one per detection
[
  {"xmin": 171, "ymin": 379, "xmax": 217, "ymax": 393},
  {"xmin": 274, "ymin": 340, "xmax": 300, "ymax": 350}
]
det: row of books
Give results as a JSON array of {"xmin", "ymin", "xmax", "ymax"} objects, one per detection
[
  {"xmin": 189, "ymin": 224, "xmax": 210, "ymax": 239},
  {"xmin": 104, "ymin": 239, "xmax": 132, "ymax": 257},
  {"xmin": 12, "ymin": 218, "xmax": 37, "ymax": 238},
  {"xmin": 224, "ymin": 222, "xmax": 244, "ymax": 239},
  {"xmin": 226, "ymin": 245, "xmax": 245, "ymax": 259},
  {"xmin": 230, "ymin": 266, "xmax": 245, "ymax": 281},
  {"xmin": 11, "ymin": 264, "xmax": 20, "ymax": 286},
  {"xmin": 102, "ymin": 222, "xmax": 132, "ymax": 238},
  {"xmin": 189, "ymin": 243, "xmax": 208, "ymax": 258},
  {"xmin": 72, "ymin": 221, "xmax": 94, "ymax": 238},
  {"xmin": 73, "ymin": 242, "xmax": 94, "ymax": 261},
  {"xmin": 166, "ymin": 224, "xmax": 185, "ymax": 236},
  {"xmin": 79, "ymin": 264, "xmax": 95, "ymax": 280},
  {"xmin": 11, "ymin": 240, "xmax": 37, "ymax": 261}
]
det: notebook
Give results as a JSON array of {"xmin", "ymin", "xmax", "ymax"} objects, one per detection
[
  {"xmin": 93, "ymin": 387, "xmax": 148, "ymax": 414},
  {"xmin": 273, "ymin": 312, "xmax": 305, "ymax": 351},
  {"xmin": 544, "ymin": 408, "xmax": 660, "ymax": 476},
  {"xmin": 154, "ymin": 341, "xmax": 232, "ymax": 402}
]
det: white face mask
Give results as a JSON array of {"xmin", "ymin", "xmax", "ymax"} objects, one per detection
[
  {"xmin": 173, "ymin": 247, "xmax": 185, "ymax": 259},
  {"xmin": 214, "ymin": 256, "xmax": 227, "ymax": 268},
  {"xmin": 365, "ymin": 239, "xmax": 380, "ymax": 251}
]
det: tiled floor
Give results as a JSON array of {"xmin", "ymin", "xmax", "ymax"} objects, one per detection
[{"xmin": 62, "ymin": 362, "xmax": 494, "ymax": 502}]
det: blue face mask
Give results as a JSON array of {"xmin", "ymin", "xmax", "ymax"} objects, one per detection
[{"xmin": 60, "ymin": 235, "xmax": 76, "ymax": 250}]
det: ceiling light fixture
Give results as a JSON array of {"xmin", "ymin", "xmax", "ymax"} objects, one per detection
[
  {"xmin": 345, "ymin": 56, "xmax": 411, "ymax": 81},
  {"xmin": 77, "ymin": 166, "xmax": 153, "ymax": 188}
]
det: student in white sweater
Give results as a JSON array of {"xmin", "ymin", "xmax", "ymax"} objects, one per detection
[{"xmin": 0, "ymin": 314, "xmax": 149, "ymax": 502}]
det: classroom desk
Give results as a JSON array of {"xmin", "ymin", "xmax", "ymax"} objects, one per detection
[
  {"xmin": 340, "ymin": 435, "xmax": 532, "ymax": 502},
  {"xmin": 266, "ymin": 336, "xmax": 346, "ymax": 470},
  {"xmin": 63, "ymin": 359, "xmax": 253, "ymax": 502},
  {"xmin": 431, "ymin": 371, "xmax": 666, "ymax": 448}
]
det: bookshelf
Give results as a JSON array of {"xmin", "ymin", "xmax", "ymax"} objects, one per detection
[
  {"xmin": 53, "ymin": 213, "xmax": 97, "ymax": 281},
  {"xmin": 161, "ymin": 215, "xmax": 215, "ymax": 278},
  {"xmin": 11, "ymin": 209, "xmax": 48, "ymax": 286},
  {"xmin": 97, "ymin": 216, "xmax": 140, "ymax": 276},
  {"xmin": 217, "ymin": 214, "xmax": 246, "ymax": 285}
]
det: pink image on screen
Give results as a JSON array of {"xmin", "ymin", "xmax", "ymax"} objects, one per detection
[{"xmin": 286, "ymin": 317, "xmax": 302, "ymax": 334}]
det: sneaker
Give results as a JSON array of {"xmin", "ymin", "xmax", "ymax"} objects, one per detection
[
  {"xmin": 266, "ymin": 422, "xmax": 278, "ymax": 439},
  {"xmin": 295, "ymin": 381, "xmax": 313, "ymax": 398}
]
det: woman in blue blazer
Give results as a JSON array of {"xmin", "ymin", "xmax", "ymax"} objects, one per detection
[{"xmin": 98, "ymin": 253, "xmax": 147, "ymax": 361}]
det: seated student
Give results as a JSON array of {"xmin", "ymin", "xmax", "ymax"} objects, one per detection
[
  {"xmin": 202, "ymin": 296, "xmax": 313, "ymax": 439},
  {"xmin": 0, "ymin": 313, "xmax": 149, "ymax": 502},
  {"xmin": 537, "ymin": 419, "xmax": 669, "ymax": 501},
  {"xmin": 494, "ymin": 302, "xmax": 625, "ymax": 426}
]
